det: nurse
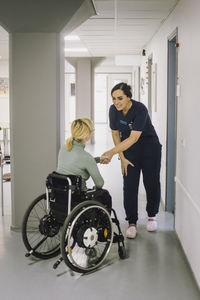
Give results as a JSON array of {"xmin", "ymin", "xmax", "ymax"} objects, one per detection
[{"xmin": 101, "ymin": 82, "xmax": 162, "ymax": 239}]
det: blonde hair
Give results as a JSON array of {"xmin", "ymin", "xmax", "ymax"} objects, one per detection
[{"xmin": 66, "ymin": 118, "xmax": 94, "ymax": 150}]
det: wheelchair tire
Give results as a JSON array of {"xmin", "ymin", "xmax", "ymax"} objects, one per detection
[
  {"xmin": 60, "ymin": 200, "xmax": 113, "ymax": 273},
  {"xmin": 22, "ymin": 193, "xmax": 61, "ymax": 259},
  {"xmin": 118, "ymin": 245, "xmax": 127, "ymax": 259}
]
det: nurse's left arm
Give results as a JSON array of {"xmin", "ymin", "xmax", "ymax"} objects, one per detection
[{"xmin": 102, "ymin": 130, "xmax": 142, "ymax": 160}]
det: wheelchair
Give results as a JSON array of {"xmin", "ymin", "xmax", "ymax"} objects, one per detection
[{"xmin": 22, "ymin": 172, "xmax": 126, "ymax": 273}]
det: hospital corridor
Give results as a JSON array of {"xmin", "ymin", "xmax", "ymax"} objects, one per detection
[{"xmin": 0, "ymin": 0, "xmax": 200, "ymax": 299}]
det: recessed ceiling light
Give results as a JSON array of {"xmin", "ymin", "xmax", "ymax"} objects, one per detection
[
  {"xmin": 64, "ymin": 48, "xmax": 88, "ymax": 52},
  {"xmin": 64, "ymin": 35, "xmax": 80, "ymax": 41}
]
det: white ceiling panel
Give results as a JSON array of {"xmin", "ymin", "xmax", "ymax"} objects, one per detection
[{"xmin": 66, "ymin": 0, "xmax": 179, "ymax": 58}]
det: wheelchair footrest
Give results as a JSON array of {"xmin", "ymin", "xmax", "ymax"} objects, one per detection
[
  {"xmin": 53, "ymin": 257, "xmax": 63, "ymax": 269},
  {"xmin": 25, "ymin": 250, "xmax": 33, "ymax": 257},
  {"xmin": 113, "ymin": 233, "xmax": 124, "ymax": 243}
]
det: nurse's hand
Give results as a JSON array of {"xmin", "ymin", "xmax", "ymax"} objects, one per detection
[
  {"xmin": 121, "ymin": 158, "xmax": 134, "ymax": 176},
  {"xmin": 100, "ymin": 155, "xmax": 110, "ymax": 164},
  {"xmin": 101, "ymin": 150, "xmax": 114, "ymax": 164}
]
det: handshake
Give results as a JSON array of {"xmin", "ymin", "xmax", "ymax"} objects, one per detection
[{"xmin": 99, "ymin": 150, "xmax": 114, "ymax": 164}]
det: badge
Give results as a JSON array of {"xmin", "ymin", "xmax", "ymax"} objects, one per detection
[
  {"xmin": 128, "ymin": 121, "xmax": 134, "ymax": 130},
  {"xmin": 120, "ymin": 120, "xmax": 127, "ymax": 125}
]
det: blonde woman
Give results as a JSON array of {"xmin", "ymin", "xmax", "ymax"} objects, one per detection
[
  {"xmin": 57, "ymin": 118, "xmax": 102, "ymax": 190},
  {"xmin": 57, "ymin": 118, "xmax": 111, "ymax": 209}
]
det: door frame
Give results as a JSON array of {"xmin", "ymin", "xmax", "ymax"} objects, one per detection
[
  {"xmin": 165, "ymin": 27, "xmax": 178, "ymax": 213},
  {"xmin": 148, "ymin": 54, "xmax": 153, "ymax": 118}
]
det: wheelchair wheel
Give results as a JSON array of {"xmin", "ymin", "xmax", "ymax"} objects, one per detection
[
  {"xmin": 60, "ymin": 200, "xmax": 113, "ymax": 273},
  {"xmin": 118, "ymin": 245, "xmax": 127, "ymax": 259},
  {"xmin": 22, "ymin": 193, "xmax": 61, "ymax": 259}
]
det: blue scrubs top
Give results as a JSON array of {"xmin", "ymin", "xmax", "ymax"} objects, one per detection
[{"xmin": 109, "ymin": 99, "xmax": 158, "ymax": 143}]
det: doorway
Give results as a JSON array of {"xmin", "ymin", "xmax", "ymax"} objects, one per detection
[
  {"xmin": 94, "ymin": 73, "xmax": 132, "ymax": 125},
  {"xmin": 107, "ymin": 73, "xmax": 132, "ymax": 120},
  {"xmin": 166, "ymin": 30, "xmax": 178, "ymax": 213},
  {"xmin": 94, "ymin": 73, "xmax": 132, "ymax": 145},
  {"xmin": 0, "ymin": 25, "xmax": 10, "ymax": 217}
]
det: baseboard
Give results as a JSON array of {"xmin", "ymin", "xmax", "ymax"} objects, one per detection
[{"xmin": 10, "ymin": 225, "xmax": 21, "ymax": 232}]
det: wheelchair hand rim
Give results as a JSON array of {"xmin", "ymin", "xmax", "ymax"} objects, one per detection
[{"xmin": 66, "ymin": 204, "xmax": 113, "ymax": 272}]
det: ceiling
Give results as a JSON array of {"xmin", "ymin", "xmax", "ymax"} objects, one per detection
[
  {"xmin": 65, "ymin": 0, "xmax": 179, "ymax": 59},
  {"xmin": 0, "ymin": 0, "xmax": 179, "ymax": 62}
]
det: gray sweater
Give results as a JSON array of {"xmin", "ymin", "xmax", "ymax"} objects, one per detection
[{"xmin": 56, "ymin": 140, "xmax": 104, "ymax": 191}]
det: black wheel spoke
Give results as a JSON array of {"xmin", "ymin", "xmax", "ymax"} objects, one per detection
[{"xmin": 22, "ymin": 194, "xmax": 61, "ymax": 259}]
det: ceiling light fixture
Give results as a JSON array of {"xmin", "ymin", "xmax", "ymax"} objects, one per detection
[
  {"xmin": 64, "ymin": 35, "xmax": 80, "ymax": 41},
  {"xmin": 64, "ymin": 48, "xmax": 88, "ymax": 52}
]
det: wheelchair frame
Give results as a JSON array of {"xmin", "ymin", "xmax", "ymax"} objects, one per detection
[{"xmin": 22, "ymin": 172, "xmax": 126, "ymax": 273}]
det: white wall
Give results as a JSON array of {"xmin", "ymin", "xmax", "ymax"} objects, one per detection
[{"xmin": 140, "ymin": 0, "xmax": 200, "ymax": 287}]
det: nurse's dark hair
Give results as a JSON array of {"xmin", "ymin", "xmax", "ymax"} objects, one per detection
[{"xmin": 111, "ymin": 82, "xmax": 132, "ymax": 98}]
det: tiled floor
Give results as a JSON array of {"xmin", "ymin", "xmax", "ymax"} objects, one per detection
[{"xmin": 0, "ymin": 124, "xmax": 199, "ymax": 300}]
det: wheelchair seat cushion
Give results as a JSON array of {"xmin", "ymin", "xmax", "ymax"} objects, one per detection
[{"xmin": 84, "ymin": 188, "xmax": 112, "ymax": 212}]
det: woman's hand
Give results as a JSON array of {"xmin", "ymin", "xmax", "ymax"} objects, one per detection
[
  {"xmin": 100, "ymin": 155, "xmax": 110, "ymax": 164},
  {"xmin": 100, "ymin": 149, "xmax": 114, "ymax": 164},
  {"xmin": 121, "ymin": 157, "xmax": 134, "ymax": 176}
]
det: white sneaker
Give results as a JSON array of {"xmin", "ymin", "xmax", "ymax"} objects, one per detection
[
  {"xmin": 146, "ymin": 219, "xmax": 157, "ymax": 232},
  {"xmin": 126, "ymin": 225, "xmax": 137, "ymax": 239}
]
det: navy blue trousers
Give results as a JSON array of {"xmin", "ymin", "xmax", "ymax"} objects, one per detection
[{"xmin": 123, "ymin": 138, "xmax": 162, "ymax": 224}]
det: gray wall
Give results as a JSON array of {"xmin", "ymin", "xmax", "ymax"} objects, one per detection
[{"xmin": 10, "ymin": 33, "xmax": 62, "ymax": 228}]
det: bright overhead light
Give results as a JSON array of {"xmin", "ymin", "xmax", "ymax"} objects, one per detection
[
  {"xmin": 64, "ymin": 35, "xmax": 80, "ymax": 41},
  {"xmin": 64, "ymin": 48, "xmax": 88, "ymax": 52}
]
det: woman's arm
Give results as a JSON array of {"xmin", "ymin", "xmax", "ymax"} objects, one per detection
[
  {"xmin": 111, "ymin": 130, "xmax": 125, "ymax": 160},
  {"xmin": 86, "ymin": 155, "xmax": 104, "ymax": 189},
  {"xmin": 103, "ymin": 130, "xmax": 142, "ymax": 161},
  {"xmin": 114, "ymin": 130, "xmax": 142, "ymax": 153},
  {"xmin": 111, "ymin": 130, "xmax": 136, "ymax": 175},
  {"xmin": 100, "ymin": 130, "xmax": 123, "ymax": 164}
]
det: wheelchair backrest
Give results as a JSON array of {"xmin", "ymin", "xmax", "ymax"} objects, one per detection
[{"xmin": 46, "ymin": 172, "xmax": 82, "ymax": 223}]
